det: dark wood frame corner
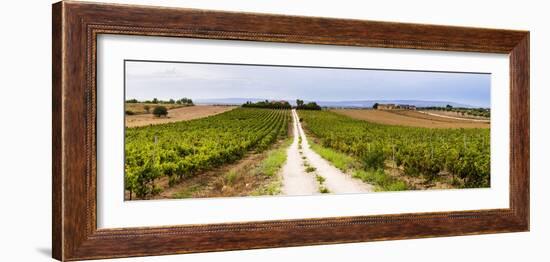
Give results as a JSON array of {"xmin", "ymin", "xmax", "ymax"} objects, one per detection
[{"xmin": 52, "ymin": 1, "xmax": 529, "ymax": 261}]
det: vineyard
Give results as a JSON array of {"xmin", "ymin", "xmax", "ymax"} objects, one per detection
[
  {"xmin": 298, "ymin": 110, "xmax": 490, "ymax": 188},
  {"xmin": 125, "ymin": 108, "xmax": 291, "ymax": 199}
]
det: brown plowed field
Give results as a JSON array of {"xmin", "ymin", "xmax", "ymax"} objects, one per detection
[
  {"xmin": 332, "ymin": 109, "xmax": 490, "ymax": 128},
  {"xmin": 125, "ymin": 105, "xmax": 236, "ymax": 128}
]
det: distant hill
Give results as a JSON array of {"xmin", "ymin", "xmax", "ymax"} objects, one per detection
[
  {"xmin": 194, "ymin": 98, "xmax": 482, "ymax": 108},
  {"xmin": 314, "ymin": 100, "xmax": 478, "ymax": 108}
]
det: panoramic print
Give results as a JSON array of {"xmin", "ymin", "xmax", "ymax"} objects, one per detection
[{"xmin": 123, "ymin": 61, "xmax": 491, "ymax": 200}]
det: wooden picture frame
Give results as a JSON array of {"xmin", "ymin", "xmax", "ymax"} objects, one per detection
[{"xmin": 52, "ymin": 1, "xmax": 529, "ymax": 261}]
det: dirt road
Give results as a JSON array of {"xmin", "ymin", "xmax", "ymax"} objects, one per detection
[
  {"xmin": 280, "ymin": 110, "xmax": 319, "ymax": 195},
  {"xmin": 281, "ymin": 110, "xmax": 373, "ymax": 195}
]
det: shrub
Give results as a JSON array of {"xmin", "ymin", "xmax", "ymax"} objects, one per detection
[
  {"xmin": 153, "ymin": 106, "xmax": 168, "ymax": 117},
  {"xmin": 224, "ymin": 171, "xmax": 238, "ymax": 185},
  {"xmin": 316, "ymin": 175, "xmax": 326, "ymax": 183},
  {"xmin": 361, "ymin": 147, "xmax": 385, "ymax": 170},
  {"xmin": 353, "ymin": 169, "xmax": 408, "ymax": 192}
]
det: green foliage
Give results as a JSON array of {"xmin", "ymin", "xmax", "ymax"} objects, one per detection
[
  {"xmin": 224, "ymin": 171, "xmax": 238, "ymax": 185},
  {"xmin": 309, "ymin": 140, "xmax": 355, "ymax": 172},
  {"xmin": 316, "ymin": 175, "xmax": 326, "ymax": 184},
  {"xmin": 305, "ymin": 166, "xmax": 316, "ymax": 173},
  {"xmin": 295, "ymin": 99, "xmax": 321, "ymax": 110},
  {"xmin": 298, "ymin": 110, "xmax": 490, "ymax": 188},
  {"xmin": 256, "ymin": 138, "xmax": 292, "ymax": 177},
  {"xmin": 125, "ymin": 110, "xmax": 135, "ymax": 115},
  {"xmin": 420, "ymin": 106, "xmax": 490, "ymax": 118},
  {"xmin": 308, "ymin": 137, "xmax": 407, "ymax": 191},
  {"xmin": 361, "ymin": 145, "xmax": 385, "ymax": 170},
  {"xmin": 353, "ymin": 169, "xmax": 408, "ymax": 192},
  {"xmin": 129, "ymin": 98, "xmax": 193, "ymax": 105},
  {"xmin": 176, "ymin": 97, "xmax": 194, "ymax": 105},
  {"xmin": 252, "ymin": 178, "xmax": 282, "ymax": 196},
  {"xmin": 243, "ymin": 100, "xmax": 292, "ymax": 109},
  {"xmin": 255, "ymin": 182, "xmax": 282, "ymax": 195},
  {"xmin": 124, "ymin": 152, "xmax": 162, "ymax": 199},
  {"xmin": 296, "ymin": 101, "xmax": 322, "ymax": 110},
  {"xmin": 152, "ymin": 106, "xmax": 168, "ymax": 117},
  {"xmin": 315, "ymin": 174, "xmax": 329, "ymax": 193},
  {"xmin": 172, "ymin": 184, "xmax": 204, "ymax": 199},
  {"xmin": 125, "ymin": 108, "xmax": 291, "ymax": 199}
]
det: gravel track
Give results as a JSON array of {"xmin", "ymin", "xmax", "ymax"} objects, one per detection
[{"xmin": 280, "ymin": 110, "xmax": 373, "ymax": 195}]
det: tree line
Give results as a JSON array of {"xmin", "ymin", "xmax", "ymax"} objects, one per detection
[
  {"xmin": 418, "ymin": 105, "xmax": 490, "ymax": 118},
  {"xmin": 242, "ymin": 100, "xmax": 292, "ymax": 109},
  {"xmin": 296, "ymin": 99, "xmax": 322, "ymax": 110},
  {"xmin": 126, "ymin": 97, "xmax": 194, "ymax": 105},
  {"xmin": 242, "ymin": 99, "xmax": 322, "ymax": 110}
]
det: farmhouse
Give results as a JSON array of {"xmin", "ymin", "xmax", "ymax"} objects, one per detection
[
  {"xmin": 376, "ymin": 103, "xmax": 416, "ymax": 110},
  {"xmin": 377, "ymin": 104, "xmax": 396, "ymax": 110},
  {"xmin": 398, "ymin": 104, "xmax": 417, "ymax": 110}
]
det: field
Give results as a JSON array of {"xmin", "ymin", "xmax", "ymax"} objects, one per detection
[
  {"xmin": 124, "ymin": 105, "xmax": 491, "ymax": 199},
  {"xmin": 123, "ymin": 60, "xmax": 492, "ymax": 199},
  {"xmin": 332, "ymin": 109, "xmax": 490, "ymax": 128},
  {"xmin": 421, "ymin": 109, "xmax": 490, "ymax": 121},
  {"xmin": 125, "ymin": 105, "xmax": 236, "ymax": 128},
  {"xmin": 124, "ymin": 107, "xmax": 291, "ymax": 199},
  {"xmin": 298, "ymin": 110, "xmax": 490, "ymax": 189},
  {"xmin": 125, "ymin": 102, "xmax": 188, "ymax": 114}
]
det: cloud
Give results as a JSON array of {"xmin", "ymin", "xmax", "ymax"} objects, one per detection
[{"xmin": 125, "ymin": 61, "xmax": 490, "ymax": 107}]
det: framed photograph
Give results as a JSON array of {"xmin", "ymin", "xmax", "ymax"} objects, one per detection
[{"xmin": 52, "ymin": 1, "xmax": 529, "ymax": 261}]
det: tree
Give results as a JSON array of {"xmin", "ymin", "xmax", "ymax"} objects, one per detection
[
  {"xmin": 241, "ymin": 100, "xmax": 291, "ymax": 109},
  {"xmin": 152, "ymin": 98, "xmax": 158, "ymax": 104},
  {"xmin": 177, "ymin": 97, "xmax": 194, "ymax": 105},
  {"xmin": 169, "ymin": 99, "xmax": 175, "ymax": 104},
  {"xmin": 144, "ymin": 105, "xmax": 151, "ymax": 113},
  {"xmin": 373, "ymin": 103, "xmax": 379, "ymax": 109},
  {"xmin": 304, "ymin": 102, "xmax": 321, "ymax": 110},
  {"xmin": 296, "ymin": 100, "xmax": 321, "ymax": 110},
  {"xmin": 153, "ymin": 106, "xmax": 168, "ymax": 117}
]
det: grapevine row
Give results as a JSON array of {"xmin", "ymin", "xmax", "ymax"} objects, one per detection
[
  {"xmin": 125, "ymin": 108, "xmax": 291, "ymax": 199},
  {"xmin": 298, "ymin": 110, "xmax": 490, "ymax": 188}
]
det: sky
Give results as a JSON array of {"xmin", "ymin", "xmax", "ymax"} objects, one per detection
[{"xmin": 125, "ymin": 60, "xmax": 491, "ymax": 107}]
